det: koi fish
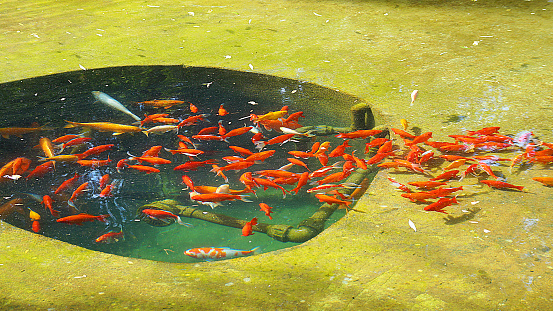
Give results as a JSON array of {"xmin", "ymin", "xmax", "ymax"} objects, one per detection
[
  {"xmin": 37, "ymin": 137, "xmax": 56, "ymax": 160},
  {"xmin": 76, "ymin": 158, "xmax": 111, "ymax": 167},
  {"xmin": 184, "ymin": 246, "xmax": 260, "ymax": 260},
  {"xmin": 242, "ymin": 217, "xmax": 258, "ymax": 236},
  {"xmin": 68, "ymin": 182, "xmax": 89, "ymax": 206},
  {"xmin": 95, "ymin": 231, "xmax": 124, "ymax": 243},
  {"xmin": 80, "ymin": 144, "xmax": 115, "ymax": 159},
  {"xmin": 142, "ymin": 125, "xmax": 179, "ymax": 136},
  {"xmin": 480, "ymin": 180, "xmax": 524, "ymax": 191},
  {"xmin": 64, "ymin": 121, "xmax": 142, "ymax": 135},
  {"xmin": 99, "ymin": 174, "xmax": 110, "ymax": 189},
  {"xmin": 32, "ymin": 220, "xmax": 40, "ymax": 233},
  {"xmin": 410, "ymin": 90, "xmax": 418, "ymax": 104},
  {"xmin": 259, "ymin": 203, "xmax": 274, "ymax": 219},
  {"xmin": 41, "ymin": 195, "xmax": 60, "ymax": 218},
  {"xmin": 251, "ymin": 110, "xmax": 287, "ymax": 122},
  {"xmin": 174, "ymin": 159, "xmax": 218, "ymax": 171},
  {"xmin": 56, "ymin": 213, "xmax": 109, "ymax": 225},
  {"xmin": 126, "ymin": 165, "xmax": 160, "ymax": 174},
  {"xmin": 314, "ymin": 194, "xmax": 352, "ymax": 207},
  {"xmin": 99, "ymin": 184, "xmax": 115, "ymax": 197},
  {"xmin": 218, "ymin": 104, "xmax": 229, "ymax": 116},
  {"xmin": 92, "ymin": 91, "xmax": 141, "ymax": 121}
]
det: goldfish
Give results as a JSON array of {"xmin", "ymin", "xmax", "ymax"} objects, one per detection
[
  {"xmin": 480, "ymin": 180, "xmax": 524, "ymax": 191},
  {"xmin": 37, "ymin": 137, "xmax": 56, "ymax": 160},
  {"xmin": 400, "ymin": 119, "xmax": 409, "ymax": 131},
  {"xmin": 251, "ymin": 110, "xmax": 288, "ymax": 122},
  {"xmin": 259, "ymin": 203, "xmax": 274, "ymax": 219},
  {"xmin": 51, "ymin": 134, "xmax": 83, "ymax": 144},
  {"xmin": 38, "ymin": 154, "xmax": 81, "ymax": 163},
  {"xmin": 129, "ymin": 156, "xmax": 171, "ymax": 165},
  {"xmin": 467, "ymin": 126, "xmax": 501, "ymax": 136},
  {"xmin": 290, "ymin": 172, "xmax": 310, "ymax": 195},
  {"xmin": 141, "ymin": 209, "xmax": 190, "ymax": 226},
  {"xmin": 95, "ymin": 231, "xmax": 124, "ymax": 243},
  {"xmin": 532, "ymin": 177, "xmax": 553, "ymax": 186},
  {"xmin": 408, "ymin": 132, "xmax": 433, "ymax": 146},
  {"xmin": 218, "ymin": 104, "xmax": 229, "ymax": 116},
  {"xmin": 136, "ymin": 99, "xmax": 185, "ymax": 109},
  {"xmin": 424, "ymin": 197, "xmax": 458, "ymax": 214},
  {"xmin": 189, "ymin": 192, "xmax": 252, "ymax": 208},
  {"xmin": 244, "ymin": 150, "xmax": 276, "ymax": 163},
  {"xmin": 287, "ymin": 158, "xmax": 310, "ymax": 171},
  {"xmin": 181, "ymin": 175, "xmax": 195, "ymax": 190},
  {"xmin": 229, "ymin": 146, "xmax": 254, "ymax": 156},
  {"xmin": 174, "ymin": 159, "xmax": 218, "ymax": 171},
  {"xmin": 242, "ymin": 217, "xmax": 258, "ymax": 236},
  {"xmin": 29, "ymin": 208, "xmax": 41, "ymax": 221},
  {"xmin": 41, "ymin": 195, "xmax": 59, "ymax": 218},
  {"xmin": 142, "ymin": 125, "xmax": 179, "ymax": 136},
  {"xmin": 99, "ymin": 184, "xmax": 115, "ymax": 197},
  {"xmin": 80, "ymin": 144, "xmax": 115, "ymax": 159},
  {"xmin": 64, "ymin": 121, "xmax": 142, "ymax": 135},
  {"xmin": 252, "ymin": 177, "xmax": 288, "ymax": 198},
  {"xmin": 254, "ymin": 133, "xmax": 296, "ymax": 150},
  {"xmin": 92, "ymin": 91, "xmax": 141, "ymax": 121},
  {"xmin": 185, "ymin": 246, "xmax": 260, "ymax": 260},
  {"xmin": 126, "ymin": 165, "xmax": 160, "ymax": 174},
  {"xmin": 410, "ymin": 90, "xmax": 418, "ymax": 104},
  {"xmin": 0, "ymin": 125, "xmax": 46, "ymax": 139},
  {"xmin": 189, "ymin": 102, "xmax": 199, "ymax": 113},
  {"xmin": 99, "ymin": 174, "xmax": 110, "ymax": 189},
  {"xmin": 430, "ymin": 170, "xmax": 459, "ymax": 181},
  {"xmin": 165, "ymin": 148, "xmax": 204, "ymax": 157},
  {"xmin": 222, "ymin": 126, "xmax": 253, "ymax": 139},
  {"xmin": 335, "ymin": 129, "xmax": 382, "ymax": 139},
  {"xmin": 54, "ymin": 173, "xmax": 80, "ymax": 194},
  {"xmin": 407, "ymin": 181, "xmax": 447, "ymax": 189},
  {"xmin": 315, "ymin": 194, "xmax": 352, "ymax": 208},
  {"xmin": 76, "ymin": 159, "xmax": 111, "ymax": 167},
  {"xmin": 141, "ymin": 113, "xmax": 170, "ymax": 126},
  {"xmin": 68, "ymin": 182, "xmax": 89, "ymax": 206},
  {"xmin": 177, "ymin": 114, "xmax": 209, "ymax": 127},
  {"xmin": 56, "ymin": 213, "xmax": 109, "ymax": 225},
  {"xmin": 32, "ymin": 220, "xmax": 40, "ymax": 233},
  {"xmin": 26, "ymin": 161, "xmax": 55, "ymax": 180}
]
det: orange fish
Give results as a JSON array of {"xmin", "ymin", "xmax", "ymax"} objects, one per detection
[
  {"xmin": 42, "ymin": 195, "xmax": 60, "ymax": 218},
  {"xmin": 424, "ymin": 197, "xmax": 458, "ymax": 214},
  {"xmin": 242, "ymin": 217, "xmax": 258, "ymax": 236},
  {"xmin": 76, "ymin": 158, "xmax": 111, "ymax": 167},
  {"xmin": 480, "ymin": 180, "xmax": 524, "ymax": 191},
  {"xmin": 314, "ymin": 194, "xmax": 352, "ymax": 207},
  {"xmin": 99, "ymin": 174, "xmax": 110, "ymax": 189},
  {"xmin": 222, "ymin": 126, "xmax": 253, "ymax": 139},
  {"xmin": 56, "ymin": 213, "xmax": 109, "ymax": 225},
  {"xmin": 26, "ymin": 161, "xmax": 55, "ymax": 180},
  {"xmin": 430, "ymin": 170, "xmax": 459, "ymax": 181},
  {"xmin": 99, "ymin": 184, "xmax": 115, "ymax": 197},
  {"xmin": 407, "ymin": 181, "xmax": 447, "ymax": 189},
  {"xmin": 190, "ymin": 192, "xmax": 252, "ymax": 208},
  {"xmin": 189, "ymin": 102, "xmax": 198, "ymax": 113},
  {"xmin": 69, "ymin": 182, "xmax": 89, "ymax": 205},
  {"xmin": 54, "ymin": 173, "xmax": 80, "ymax": 194},
  {"xmin": 290, "ymin": 172, "xmax": 310, "ymax": 195},
  {"xmin": 95, "ymin": 231, "xmax": 124, "ymax": 243},
  {"xmin": 218, "ymin": 104, "xmax": 229, "ymax": 116},
  {"xmin": 136, "ymin": 99, "xmax": 185, "ymax": 109},
  {"xmin": 174, "ymin": 159, "xmax": 218, "ymax": 171},
  {"xmin": 130, "ymin": 156, "xmax": 171, "ymax": 165},
  {"xmin": 52, "ymin": 134, "xmax": 83, "ymax": 144},
  {"xmin": 335, "ymin": 129, "xmax": 382, "ymax": 139},
  {"xmin": 80, "ymin": 144, "xmax": 115, "ymax": 159},
  {"xmin": 244, "ymin": 150, "xmax": 276, "ymax": 162},
  {"xmin": 127, "ymin": 165, "xmax": 160, "ymax": 174},
  {"xmin": 229, "ymin": 146, "xmax": 254, "ymax": 156},
  {"xmin": 177, "ymin": 114, "xmax": 208, "ymax": 127},
  {"xmin": 259, "ymin": 203, "xmax": 274, "ymax": 220},
  {"xmin": 532, "ymin": 177, "xmax": 553, "ymax": 186}
]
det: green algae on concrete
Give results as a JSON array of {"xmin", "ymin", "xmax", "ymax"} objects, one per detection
[{"xmin": 2, "ymin": 0, "xmax": 553, "ymax": 309}]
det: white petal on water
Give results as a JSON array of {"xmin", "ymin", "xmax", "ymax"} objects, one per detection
[{"xmin": 408, "ymin": 219, "xmax": 417, "ymax": 232}]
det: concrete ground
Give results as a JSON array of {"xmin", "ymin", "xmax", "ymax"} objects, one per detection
[{"xmin": 1, "ymin": 0, "xmax": 553, "ymax": 309}]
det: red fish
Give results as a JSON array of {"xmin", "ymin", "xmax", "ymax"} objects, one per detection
[
  {"xmin": 259, "ymin": 203, "xmax": 274, "ymax": 220},
  {"xmin": 99, "ymin": 184, "xmax": 115, "ymax": 197},
  {"xmin": 189, "ymin": 102, "xmax": 198, "ymax": 113},
  {"xmin": 218, "ymin": 104, "xmax": 229, "ymax": 116},
  {"xmin": 480, "ymin": 180, "xmax": 524, "ymax": 191},
  {"xmin": 54, "ymin": 173, "xmax": 80, "ymax": 194},
  {"xmin": 315, "ymin": 194, "xmax": 352, "ymax": 207},
  {"xmin": 127, "ymin": 165, "xmax": 160, "ymax": 173},
  {"xmin": 76, "ymin": 158, "xmax": 111, "ymax": 167},
  {"xmin": 57, "ymin": 213, "xmax": 109, "ymax": 225},
  {"xmin": 229, "ymin": 146, "xmax": 254, "ymax": 156},
  {"xmin": 430, "ymin": 170, "xmax": 459, "ymax": 181},
  {"xmin": 335, "ymin": 129, "xmax": 382, "ymax": 139},
  {"xmin": 26, "ymin": 161, "xmax": 55, "ymax": 179},
  {"xmin": 174, "ymin": 159, "xmax": 218, "ymax": 171},
  {"xmin": 222, "ymin": 127, "xmax": 253, "ymax": 139},
  {"xmin": 252, "ymin": 177, "xmax": 288, "ymax": 198},
  {"xmin": 41, "ymin": 195, "xmax": 60, "ymax": 218},
  {"xmin": 80, "ymin": 144, "xmax": 114, "ymax": 159},
  {"xmin": 424, "ymin": 197, "xmax": 458, "ymax": 214},
  {"xmin": 242, "ymin": 217, "xmax": 258, "ymax": 236},
  {"xmin": 32, "ymin": 220, "xmax": 40, "ymax": 233},
  {"xmin": 69, "ymin": 182, "xmax": 89, "ymax": 205},
  {"xmin": 95, "ymin": 231, "xmax": 124, "ymax": 243},
  {"xmin": 290, "ymin": 172, "xmax": 310, "ymax": 195}
]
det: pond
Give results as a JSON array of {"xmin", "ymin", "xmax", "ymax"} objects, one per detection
[{"xmin": 0, "ymin": 65, "xmax": 376, "ymax": 262}]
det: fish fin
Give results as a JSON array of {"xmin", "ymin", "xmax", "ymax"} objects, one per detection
[
  {"xmin": 112, "ymin": 132, "xmax": 124, "ymax": 136},
  {"xmin": 142, "ymin": 131, "xmax": 149, "ymax": 137},
  {"xmin": 250, "ymin": 246, "xmax": 262, "ymax": 255},
  {"xmin": 63, "ymin": 121, "xmax": 77, "ymax": 129},
  {"xmin": 67, "ymin": 200, "xmax": 76, "ymax": 208},
  {"xmin": 176, "ymin": 216, "xmax": 193, "ymax": 227}
]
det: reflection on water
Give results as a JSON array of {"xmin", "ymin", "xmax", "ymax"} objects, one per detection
[{"xmin": 0, "ymin": 66, "xmax": 367, "ymax": 262}]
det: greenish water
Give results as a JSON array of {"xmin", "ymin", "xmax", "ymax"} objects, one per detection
[{"xmin": 0, "ymin": 65, "xmax": 365, "ymax": 262}]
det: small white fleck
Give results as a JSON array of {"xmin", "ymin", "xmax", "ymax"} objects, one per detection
[
  {"xmin": 31, "ymin": 33, "xmax": 40, "ymax": 38},
  {"xmin": 224, "ymin": 55, "xmax": 231, "ymax": 59},
  {"xmin": 291, "ymin": 90, "xmax": 297, "ymax": 93},
  {"xmin": 408, "ymin": 219, "xmax": 417, "ymax": 232},
  {"xmin": 469, "ymin": 221, "xmax": 479, "ymax": 224},
  {"xmin": 248, "ymin": 19, "xmax": 252, "ymax": 24},
  {"xmin": 96, "ymin": 28, "xmax": 105, "ymax": 32},
  {"xmin": 147, "ymin": 5, "xmax": 160, "ymax": 8},
  {"xmin": 483, "ymin": 229, "xmax": 491, "ymax": 233},
  {"xmin": 96, "ymin": 34, "xmax": 103, "ymax": 37},
  {"xmin": 470, "ymin": 201, "xmax": 479, "ymax": 205},
  {"xmin": 98, "ymin": 292, "xmax": 105, "ymax": 295},
  {"xmin": 249, "ymin": 64, "xmax": 254, "ymax": 70},
  {"xmin": 313, "ymin": 12, "xmax": 322, "ymax": 16},
  {"xmin": 248, "ymin": 101, "xmax": 258, "ymax": 105},
  {"xmin": 127, "ymin": 261, "xmax": 133, "ymax": 264},
  {"xmin": 79, "ymin": 64, "xmax": 87, "ymax": 71},
  {"xmin": 243, "ymin": 277, "xmax": 251, "ymax": 282},
  {"xmin": 74, "ymin": 275, "xmax": 87, "ymax": 279},
  {"xmin": 225, "ymin": 282, "xmax": 234, "ymax": 286},
  {"xmin": 188, "ymin": 12, "xmax": 195, "ymax": 16},
  {"xmin": 472, "ymin": 41, "xmax": 479, "ymax": 46}
]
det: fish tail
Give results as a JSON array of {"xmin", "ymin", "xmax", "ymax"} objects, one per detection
[
  {"xmin": 142, "ymin": 131, "xmax": 149, "ymax": 137},
  {"xmin": 67, "ymin": 200, "xmax": 76, "ymax": 208},
  {"xmin": 64, "ymin": 121, "xmax": 78, "ymax": 129},
  {"xmin": 250, "ymin": 247, "xmax": 261, "ymax": 255},
  {"xmin": 239, "ymin": 195, "xmax": 253, "ymax": 203},
  {"xmin": 176, "ymin": 216, "xmax": 193, "ymax": 227},
  {"xmin": 98, "ymin": 214, "xmax": 110, "ymax": 222}
]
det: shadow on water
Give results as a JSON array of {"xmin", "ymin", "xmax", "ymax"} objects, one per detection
[{"xmin": 0, "ymin": 65, "xmax": 374, "ymax": 262}]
